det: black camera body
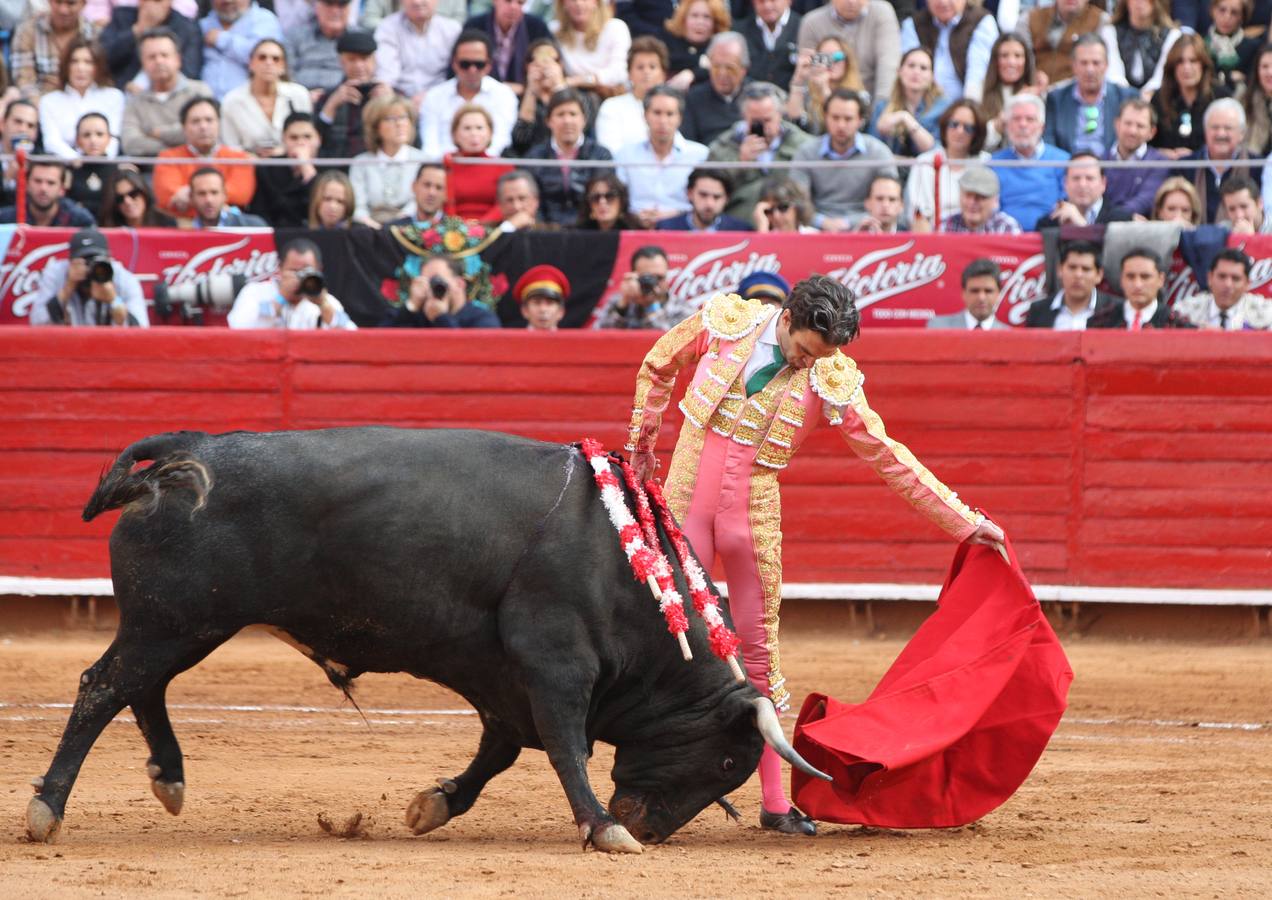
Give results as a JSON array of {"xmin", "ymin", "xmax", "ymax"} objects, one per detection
[
  {"xmin": 749, "ymin": 119, "xmax": 766, "ymax": 138},
  {"xmin": 294, "ymin": 266, "xmax": 325, "ymax": 298},
  {"xmin": 428, "ymin": 275, "xmax": 450, "ymax": 300},
  {"xmin": 637, "ymin": 273, "xmax": 661, "ymax": 295},
  {"xmin": 81, "ymin": 253, "xmax": 114, "ymax": 285}
]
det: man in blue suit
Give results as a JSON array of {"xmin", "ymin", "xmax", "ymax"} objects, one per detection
[
  {"xmin": 1043, "ymin": 34, "xmax": 1137, "ymax": 156},
  {"xmin": 655, "ymin": 168, "xmax": 754, "ymax": 231}
]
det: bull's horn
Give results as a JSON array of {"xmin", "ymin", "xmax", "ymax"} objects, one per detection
[{"xmin": 751, "ymin": 697, "xmax": 833, "ymax": 782}]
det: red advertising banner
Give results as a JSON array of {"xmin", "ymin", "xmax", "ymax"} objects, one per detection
[
  {"xmin": 0, "ymin": 226, "xmax": 279, "ymax": 323},
  {"xmin": 605, "ymin": 231, "xmax": 1272, "ymax": 328}
]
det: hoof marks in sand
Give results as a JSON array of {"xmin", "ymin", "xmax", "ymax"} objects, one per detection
[{"xmin": 318, "ymin": 811, "xmax": 371, "ymax": 839}]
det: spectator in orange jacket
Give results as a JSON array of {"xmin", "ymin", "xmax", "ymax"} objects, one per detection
[{"xmin": 152, "ymin": 95, "xmax": 255, "ymax": 218}]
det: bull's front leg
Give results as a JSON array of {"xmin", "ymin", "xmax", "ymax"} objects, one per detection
[{"xmin": 525, "ymin": 684, "xmax": 643, "ymax": 854}]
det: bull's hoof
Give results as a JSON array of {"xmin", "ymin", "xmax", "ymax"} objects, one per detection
[
  {"xmin": 589, "ymin": 822, "xmax": 644, "ymax": 854},
  {"xmin": 404, "ymin": 787, "xmax": 451, "ymax": 836},
  {"xmin": 25, "ymin": 797, "xmax": 62, "ymax": 844},
  {"xmin": 150, "ymin": 777, "xmax": 185, "ymax": 816}
]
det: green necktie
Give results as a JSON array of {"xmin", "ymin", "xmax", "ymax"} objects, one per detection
[{"xmin": 745, "ymin": 344, "xmax": 786, "ymax": 397}]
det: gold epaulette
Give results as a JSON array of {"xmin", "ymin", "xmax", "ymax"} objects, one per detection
[
  {"xmin": 810, "ymin": 352, "xmax": 864, "ymax": 408},
  {"xmin": 703, "ymin": 293, "xmax": 767, "ymax": 342}
]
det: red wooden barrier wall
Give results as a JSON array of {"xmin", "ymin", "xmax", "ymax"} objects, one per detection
[{"xmin": 1, "ymin": 328, "xmax": 1269, "ymax": 588}]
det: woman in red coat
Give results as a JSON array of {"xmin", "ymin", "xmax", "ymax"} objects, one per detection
[{"xmin": 445, "ymin": 104, "xmax": 513, "ymax": 222}]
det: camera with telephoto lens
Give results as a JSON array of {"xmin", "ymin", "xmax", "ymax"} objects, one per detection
[
  {"xmin": 152, "ymin": 274, "xmax": 248, "ymax": 325},
  {"xmin": 295, "ymin": 266, "xmax": 324, "ymax": 298},
  {"xmin": 637, "ymin": 273, "xmax": 661, "ymax": 296},
  {"xmin": 82, "ymin": 254, "xmax": 114, "ymax": 285},
  {"xmin": 428, "ymin": 275, "xmax": 450, "ymax": 300}
]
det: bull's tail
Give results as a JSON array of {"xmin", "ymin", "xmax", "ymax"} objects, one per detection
[{"xmin": 82, "ymin": 431, "xmax": 214, "ymax": 522}]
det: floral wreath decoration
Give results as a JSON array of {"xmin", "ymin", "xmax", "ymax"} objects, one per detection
[{"xmin": 389, "ymin": 217, "xmax": 506, "ymax": 308}]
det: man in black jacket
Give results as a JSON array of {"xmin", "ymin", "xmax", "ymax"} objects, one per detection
[
  {"xmin": 1089, "ymin": 248, "xmax": 1195, "ymax": 330},
  {"xmin": 682, "ymin": 32, "xmax": 751, "ymax": 145},
  {"xmin": 522, "ymin": 89, "xmax": 613, "ymax": 225},
  {"xmin": 464, "ymin": 0, "xmax": 550, "ymax": 94},
  {"xmin": 251, "ymin": 113, "xmax": 321, "ymax": 228},
  {"xmin": 736, "ymin": 0, "xmax": 801, "ymax": 91},
  {"xmin": 316, "ymin": 30, "xmax": 393, "ymax": 162},
  {"xmin": 1025, "ymin": 240, "xmax": 1119, "ymax": 329},
  {"xmin": 381, "ymin": 256, "xmax": 501, "ymax": 328},
  {"xmin": 99, "ymin": 0, "xmax": 202, "ymax": 88}
]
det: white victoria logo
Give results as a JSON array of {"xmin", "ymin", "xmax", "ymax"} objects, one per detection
[
  {"xmin": 161, "ymin": 237, "xmax": 279, "ymax": 287},
  {"xmin": 665, "ymin": 240, "xmax": 782, "ymax": 309},
  {"xmin": 1, "ymin": 241, "xmax": 70, "ymax": 319},
  {"xmin": 826, "ymin": 241, "xmax": 945, "ymax": 308},
  {"xmin": 998, "ymin": 252, "xmax": 1048, "ymax": 325}
]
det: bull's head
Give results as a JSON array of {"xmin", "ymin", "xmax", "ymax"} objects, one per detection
[{"xmin": 606, "ymin": 695, "xmax": 831, "ymax": 844}]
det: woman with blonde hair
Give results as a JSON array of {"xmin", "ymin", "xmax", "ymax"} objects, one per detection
[
  {"xmin": 447, "ymin": 104, "xmax": 513, "ymax": 221},
  {"xmin": 981, "ymin": 33, "xmax": 1047, "ymax": 150},
  {"xmin": 551, "ymin": 0, "xmax": 632, "ymax": 90},
  {"xmin": 1100, "ymin": 0, "xmax": 1183, "ymax": 93},
  {"xmin": 221, "ymin": 39, "xmax": 312, "ymax": 157},
  {"xmin": 869, "ymin": 47, "xmax": 947, "ymax": 160},
  {"xmin": 785, "ymin": 35, "xmax": 864, "ymax": 134},
  {"xmin": 351, "ymin": 94, "xmax": 425, "ymax": 227},
  {"xmin": 1149, "ymin": 34, "xmax": 1228, "ymax": 158},
  {"xmin": 308, "ymin": 170, "xmax": 357, "ymax": 230},
  {"xmin": 662, "ymin": 0, "xmax": 730, "ymax": 91},
  {"xmin": 1152, "ymin": 176, "xmax": 1203, "ymax": 225}
]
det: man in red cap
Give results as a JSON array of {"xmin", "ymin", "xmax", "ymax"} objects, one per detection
[{"xmin": 514, "ymin": 264, "xmax": 570, "ymax": 331}]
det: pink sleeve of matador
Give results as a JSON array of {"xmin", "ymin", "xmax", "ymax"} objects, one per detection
[
  {"xmin": 624, "ymin": 311, "xmax": 711, "ymax": 453},
  {"xmin": 835, "ymin": 383, "xmax": 984, "ymax": 542}
]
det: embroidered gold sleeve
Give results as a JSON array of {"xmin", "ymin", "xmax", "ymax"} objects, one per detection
[
  {"xmin": 835, "ymin": 383, "xmax": 984, "ymax": 541},
  {"xmin": 625, "ymin": 310, "xmax": 710, "ymax": 453}
]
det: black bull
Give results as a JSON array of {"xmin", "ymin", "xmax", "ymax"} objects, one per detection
[{"xmin": 26, "ymin": 428, "xmax": 829, "ymax": 852}]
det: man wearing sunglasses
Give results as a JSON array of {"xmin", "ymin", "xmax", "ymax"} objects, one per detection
[
  {"xmin": 1043, "ymin": 34, "xmax": 1135, "ymax": 156},
  {"xmin": 419, "ymin": 29, "xmax": 518, "ymax": 158}
]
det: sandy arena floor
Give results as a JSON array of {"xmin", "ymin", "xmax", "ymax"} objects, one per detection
[{"xmin": 1, "ymin": 622, "xmax": 1269, "ymax": 899}]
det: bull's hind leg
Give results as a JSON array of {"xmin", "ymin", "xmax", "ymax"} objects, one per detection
[
  {"xmin": 27, "ymin": 631, "xmax": 232, "ymax": 842},
  {"xmin": 405, "ymin": 714, "xmax": 520, "ymax": 836},
  {"xmin": 132, "ymin": 683, "xmax": 186, "ymax": 815}
]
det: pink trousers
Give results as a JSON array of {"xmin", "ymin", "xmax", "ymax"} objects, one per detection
[{"xmin": 679, "ymin": 432, "xmax": 790, "ymax": 812}]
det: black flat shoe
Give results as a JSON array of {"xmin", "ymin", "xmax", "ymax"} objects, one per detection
[{"xmin": 760, "ymin": 806, "xmax": 817, "ymax": 836}]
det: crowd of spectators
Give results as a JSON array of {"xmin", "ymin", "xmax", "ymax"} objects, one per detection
[{"xmin": 4, "ymin": 0, "xmax": 1271, "ymax": 331}]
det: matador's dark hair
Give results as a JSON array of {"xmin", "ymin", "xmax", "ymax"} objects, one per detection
[{"xmin": 783, "ymin": 274, "xmax": 860, "ymax": 346}]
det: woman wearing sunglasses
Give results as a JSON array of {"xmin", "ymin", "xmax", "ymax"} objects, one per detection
[
  {"xmin": 906, "ymin": 100, "xmax": 990, "ymax": 232},
  {"xmin": 576, "ymin": 172, "xmax": 642, "ymax": 230},
  {"xmin": 99, "ymin": 166, "xmax": 175, "ymax": 228},
  {"xmin": 750, "ymin": 176, "xmax": 816, "ymax": 233}
]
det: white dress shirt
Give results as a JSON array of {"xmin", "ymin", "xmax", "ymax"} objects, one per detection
[
  {"xmin": 1050, "ymin": 290, "xmax": 1099, "ymax": 330},
  {"xmin": 419, "ymin": 76, "xmax": 519, "ymax": 159},
  {"xmin": 374, "ymin": 12, "xmax": 462, "ymax": 99},
  {"xmin": 39, "ymin": 85, "xmax": 125, "ymax": 159},
  {"xmin": 614, "ymin": 133, "xmax": 709, "ymax": 215},
  {"xmin": 757, "ymin": 10, "xmax": 791, "ymax": 51},
  {"xmin": 595, "ymin": 92, "xmax": 647, "ymax": 154},
  {"xmin": 742, "ymin": 310, "xmax": 786, "ymax": 385},
  {"xmin": 1123, "ymin": 300, "xmax": 1158, "ymax": 329},
  {"xmin": 227, "ymin": 281, "xmax": 356, "ymax": 330},
  {"xmin": 964, "ymin": 310, "xmax": 997, "ymax": 330}
]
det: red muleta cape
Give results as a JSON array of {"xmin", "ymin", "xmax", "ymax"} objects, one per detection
[{"xmin": 791, "ymin": 539, "xmax": 1073, "ymax": 828}]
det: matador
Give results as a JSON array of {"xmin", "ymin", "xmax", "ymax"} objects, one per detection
[{"xmin": 624, "ymin": 275, "xmax": 1005, "ymax": 835}]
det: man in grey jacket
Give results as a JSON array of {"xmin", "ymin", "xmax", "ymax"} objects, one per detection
[
  {"xmin": 790, "ymin": 88, "xmax": 897, "ymax": 231},
  {"xmin": 121, "ymin": 27, "xmax": 214, "ymax": 156},
  {"xmin": 927, "ymin": 258, "xmax": 1009, "ymax": 330}
]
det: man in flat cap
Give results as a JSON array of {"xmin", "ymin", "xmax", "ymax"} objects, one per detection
[
  {"xmin": 938, "ymin": 166, "xmax": 1023, "ymax": 235},
  {"xmin": 515, "ymin": 264, "xmax": 570, "ymax": 331},
  {"xmin": 316, "ymin": 29, "xmax": 393, "ymax": 159}
]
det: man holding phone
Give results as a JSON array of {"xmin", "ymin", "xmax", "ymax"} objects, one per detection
[
  {"xmin": 706, "ymin": 82, "xmax": 811, "ymax": 220},
  {"xmin": 316, "ymin": 29, "xmax": 393, "ymax": 160}
]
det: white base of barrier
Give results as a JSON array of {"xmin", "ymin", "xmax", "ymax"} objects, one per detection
[{"xmin": 1, "ymin": 576, "xmax": 1268, "ymax": 606}]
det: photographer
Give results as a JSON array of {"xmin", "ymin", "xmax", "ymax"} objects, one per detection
[
  {"xmin": 593, "ymin": 245, "xmax": 677, "ymax": 330},
  {"xmin": 380, "ymin": 255, "xmax": 501, "ymax": 329},
  {"xmin": 226, "ymin": 237, "xmax": 356, "ymax": 329},
  {"xmin": 29, "ymin": 228, "xmax": 149, "ymax": 327}
]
